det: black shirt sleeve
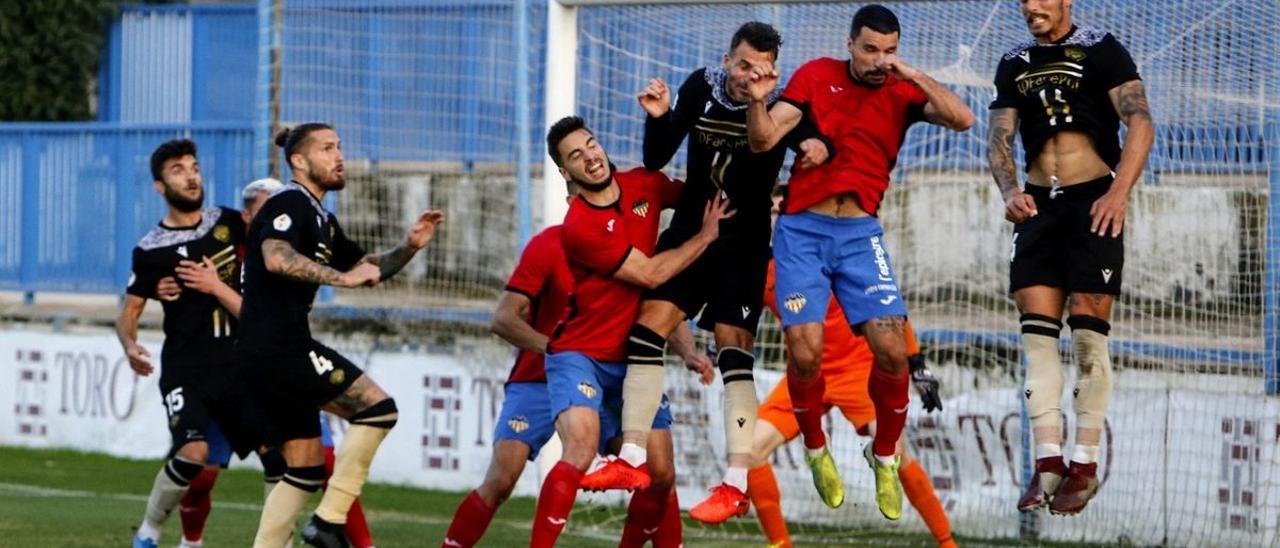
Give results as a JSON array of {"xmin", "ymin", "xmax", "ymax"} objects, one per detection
[
  {"xmin": 328, "ymin": 216, "xmax": 367, "ymax": 272},
  {"xmin": 256, "ymin": 192, "xmax": 311, "ymax": 249},
  {"xmin": 1094, "ymin": 33, "xmax": 1141, "ymax": 91},
  {"xmin": 221, "ymin": 207, "xmax": 247, "ymax": 244},
  {"xmin": 989, "ymin": 56, "xmax": 1019, "ymax": 110},
  {"xmin": 126, "ymin": 247, "xmax": 160, "ymax": 299},
  {"xmin": 642, "ymin": 70, "xmax": 705, "ymax": 170}
]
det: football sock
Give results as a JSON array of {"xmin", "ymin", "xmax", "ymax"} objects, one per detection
[
  {"xmin": 530, "ymin": 461, "xmax": 583, "ymax": 548},
  {"xmin": 869, "ymin": 366, "xmax": 910, "ymax": 458},
  {"xmin": 444, "ymin": 490, "xmax": 496, "ymax": 548},
  {"xmin": 315, "ymin": 400, "xmax": 398, "ymax": 524},
  {"xmin": 253, "ymin": 465, "xmax": 324, "ymax": 548},
  {"xmin": 900, "ymin": 460, "xmax": 953, "ymax": 547},
  {"xmin": 748, "ymin": 464, "xmax": 791, "ymax": 547}
]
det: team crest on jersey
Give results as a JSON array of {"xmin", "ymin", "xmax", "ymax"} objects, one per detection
[
  {"xmin": 329, "ymin": 369, "xmax": 346, "ymax": 386},
  {"xmin": 170, "ymin": 415, "xmax": 181, "ymax": 428},
  {"xmin": 631, "ymin": 199, "xmax": 650, "ymax": 218},
  {"xmin": 213, "ymin": 225, "xmax": 231, "ymax": 243},
  {"xmin": 1064, "ymin": 47, "xmax": 1087, "ymax": 62},
  {"xmin": 784, "ymin": 292, "xmax": 807, "ymax": 314},
  {"xmin": 507, "ymin": 416, "xmax": 530, "ymax": 433},
  {"xmin": 577, "ymin": 382, "xmax": 598, "ymax": 399}
]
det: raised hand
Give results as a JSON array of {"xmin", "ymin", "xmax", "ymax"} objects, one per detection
[{"xmin": 638, "ymin": 78, "xmax": 672, "ymax": 118}]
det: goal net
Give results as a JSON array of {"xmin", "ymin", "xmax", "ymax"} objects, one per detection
[
  {"xmin": 266, "ymin": 0, "xmax": 1279, "ymax": 544},
  {"xmin": 567, "ymin": 0, "xmax": 1279, "ymax": 545}
]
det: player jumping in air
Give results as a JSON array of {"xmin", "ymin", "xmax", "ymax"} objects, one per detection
[
  {"xmin": 988, "ymin": 0, "xmax": 1153, "ymax": 516},
  {"xmin": 580, "ymin": 21, "xmax": 834, "ymax": 525},
  {"xmin": 529, "ymin": 115, "xmax": 730, "ymax": 546},
  {"xmin": 745, "ymin": 4, "xmax": 973, "ymax": 519},
  {"xmin": 240, "ymin": 123, "xmax": 443, "ymax": 547}
]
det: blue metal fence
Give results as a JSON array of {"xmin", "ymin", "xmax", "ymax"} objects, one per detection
[{"xmin": 0, "ymin": 123, "xmax": 254, "ymax": 295}]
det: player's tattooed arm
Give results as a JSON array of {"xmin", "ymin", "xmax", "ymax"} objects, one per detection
[
  {"xmin": 361, "ymin": 244, "xmax": 417, "ymax": 281},
  {"xmin": 988, "ymin": 108, "xmax": 1037, "ymax": 223},
  {"xmin": 262, "ymin": 238, "xmax": 354, "ymax": 287},
  {"xmin": 987, "ymin": 108, "xmax": 1020, "ymax": 197},
  {"xmin": 361, "ymin": 209, "xmax": 445, "ymax": 280},
  {"xmin": 1107, "ymin": 79, "xmax": 1155, "ymax": 192}
]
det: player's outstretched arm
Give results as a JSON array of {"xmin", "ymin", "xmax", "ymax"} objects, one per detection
[
  {"xmin": 115, "ymin": 294, "xmax": 153, "ymax": 376},
  {"xmin": 1090, "ymin": 79, "xmax": 1155, "ymax": 238},
  {"xmin": 614, "ymin": 194, "xmax": 734, "ymax": 289},
  {"xmin": 262, "ymin": 238, "xmax": 377, "ymax": 288},
  {"xmin": 361, "ymin": 209, "xmax": 445, "ymax": 280},
  {"xmin": 491, "ymin": 290, "xmax": 548, "ymax": 353},
  {"xmin": 877, "ymin": 56, "xmax": 974, "ymax": 131},
  {"xmin": 175, "ymin": 257, "xmax": 243, "ymax": 318},
  {"xmin": 987, "ymin": 107, "xmax": 1037, "ymax": 223}
]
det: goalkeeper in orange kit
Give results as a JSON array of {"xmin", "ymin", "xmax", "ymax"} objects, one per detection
[{"xmin": 749, "ymin": 261, "xmax": 955, "ymax": 547}]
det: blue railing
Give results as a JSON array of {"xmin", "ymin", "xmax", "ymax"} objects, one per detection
[{"xmin": 0, "ymin": 122, "xmax": 255, "ymax": 295}]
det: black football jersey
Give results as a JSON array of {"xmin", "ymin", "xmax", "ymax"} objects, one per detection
[
  {"xmin": 126, "ymin": 206, "xmax": 245, "ymax": 371},
  {"xmin": 644, "ymin": 67, "xmax": 826, "ymax": 241},
  {"xmin": 238, "ymin": 182, "xmax": 366, "ymax": 356},
  {"xmin": 990, "ymin": 26, "xmax": 1141, "ymax": 171}
]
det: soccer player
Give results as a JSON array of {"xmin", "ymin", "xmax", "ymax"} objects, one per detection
[
  {"xmin": 582, "ymin": 21, "xmax": 834, "ymax": 525},
  {"xmin": 160, "ymin": 177, "xmax": 375, "ymax": 548},
  {"xmin": 240, "ymin": 123, "xmax": 443, "ymax": 548},
  {"xmin": 988, "ymin": 0, "xmax": 1153, "ymax": 515},
  {"xmin": 443, "ymin": 183, "xmax": 705, "ymax": 547},
  {"xmin": 744, "ymin": 4, "xmax": 974, "ymax": 519},
  {"xmin": 750, "ymin": 263, "xmax": 953, "ymax": 548},
  {"xmin": 529, "ymin": 115, "xmax": 731, "ymax": 546},
  {"xmin": 118, "ymin": 139, "xmax": 265, "ymax": 548}
]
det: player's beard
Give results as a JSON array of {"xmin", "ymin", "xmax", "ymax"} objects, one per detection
[
  {"xmin": 570, "ymin": 162, "xmax": 614, "ymax": 193},
  {"xmin": 164, "ymin": 185, "xmax": 204, "ymax": 213},
  {"xmin": 309, "ymin": 165, "xmax": 346, "ymax": 191}
]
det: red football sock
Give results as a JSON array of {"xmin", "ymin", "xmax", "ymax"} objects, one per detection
[
  {"xmin": 620, "ymin": 484, "xmax": 667, "ymax": 547},
  {"xmin": 179, "ymin": 466, "xmax": 219, "ymax": 542},
  {"xmin": 748, "ymin": 464, "xmax": 790, "ymax": 547},
  {"xmin": 530, "ymin": 461, "xmax": 583, "ymax": 548},
  {"xmin": 652, "ymin": 488, "xmax": 682, "ymax": 548},
  {"xmin": 869, "ymin": 366, "xmax": 910, "ymax": 457},
  {"xmin": 443, "ymin": 490, "xmax": 497, "ymax": 548},
  {"xmin": 345, "ymin": 497, "xmax": 374, "ymax": 548},
  {"xmin": 787, "ymin": 366, "xmax": 828, "ymax": 449}
]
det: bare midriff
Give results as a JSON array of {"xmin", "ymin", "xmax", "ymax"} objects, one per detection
[
  {"xmin": 806, "ymin": 192, "xmax": 871, "ymax": 218},
  {"xmin": 1027, "ymin": 130, "xmax": 1112, "ymax": 188}
]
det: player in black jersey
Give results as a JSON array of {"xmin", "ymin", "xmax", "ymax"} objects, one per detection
[
  {"xmin": 240, "ymin": 123, "xmax": 443, "ymax": 548},
  {"xmin": 118, "ymin": 139, "xmax": 264, "ymax": 548},
  {"xmin": 987, "ymin": 0, "xmax": 1154, "ymax": 516},
  {"xmin": 581, "ymin": 22, "xmax": 833, "ymax": 524}
]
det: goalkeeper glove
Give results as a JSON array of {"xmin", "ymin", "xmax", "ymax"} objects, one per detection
[{"xmin": 907, "ymin": 354, "xmax": 942, "ymax": 413}]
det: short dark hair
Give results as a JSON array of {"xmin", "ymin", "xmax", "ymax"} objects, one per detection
[
  {"xmin": 274, "ymin": 123, "xmax": 334, "ymax": 168},
  {"xmin": 150, "ymin": 138, "xmax": 197, "ymax": 181},
  {"xmin": 546, "ymin": 116, "xmax": 591, "ymax": 167},
  {"xmin": 850, "ymin": 4, "xmax": 900, "ymax": 39},
  {"xmin": 730, "ymin": 21, "xmax": 782, "ymax": 57}
]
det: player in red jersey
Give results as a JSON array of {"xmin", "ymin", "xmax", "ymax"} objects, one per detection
[
  {"xmin": 744, "ymin": 4, "xmax": 973, "ymax": 520},
  {"xmin": 442, "ymin": 184, "xmax": 707, "ymax": 548},
  {"xmin": 528, "ymin": 116, "xmax": 731, "ymax": 546}
]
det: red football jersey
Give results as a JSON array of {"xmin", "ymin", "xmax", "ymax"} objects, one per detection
[
  {"xmin": 780, "ymin": 57, "xmax": 927, "ymax": 215},
  {"xmin": 548, "ymin": 167, "xmax": 683, "ymax": 362},
  {"xmin": 503, "ymin": 225, "xmax": 574, "ymax": 383}
]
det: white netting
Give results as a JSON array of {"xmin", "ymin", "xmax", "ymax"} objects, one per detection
[
  {"xmin": 271, "ymin": 0, "xmax": 547, "ymax": 311},
  {"xmin": 571, "ymin": 1, "xmax": 1279, "ymax": 546}
]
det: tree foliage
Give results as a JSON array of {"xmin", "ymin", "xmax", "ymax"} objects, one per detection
[{"xmin": 0, "ymin": 0, "xmax": 173, "ymax": 121}]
